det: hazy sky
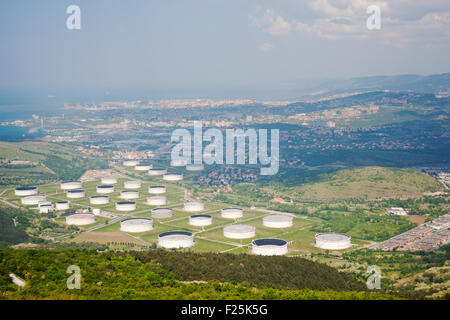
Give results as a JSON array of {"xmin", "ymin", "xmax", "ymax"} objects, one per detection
[{"xmin": 1, "ymin": 0, "xmax": 449, "ymax": 93}]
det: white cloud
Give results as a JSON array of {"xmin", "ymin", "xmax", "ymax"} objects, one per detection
[
  {"xmin": 250, "ymin": 9, "xmax": 291, "ymax": 36},
  {"xmin": 250, "ymin": 1, "xmax": 450, "ymax": 46},
  {"xmin": 259, "ymin": 42, "xmax": 274, "ymax": 52}
]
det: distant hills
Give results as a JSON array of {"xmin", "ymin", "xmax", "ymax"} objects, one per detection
[{"xmin": 307, "ymin": 73, "xmax": 450, "ymax": 98}]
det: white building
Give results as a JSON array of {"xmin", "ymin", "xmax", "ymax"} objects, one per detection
[{"xmin": 388, "ymin": 207, "xmax": 407, "ymax": 216}]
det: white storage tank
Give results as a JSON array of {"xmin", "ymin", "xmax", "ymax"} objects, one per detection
[
  {"xmin": 170, "ymin": 159, "xmax": 188, "ymax": 167},
  {"xmin": 124, "ymin": 180, "xmax": 141, "ymax": 189},
  {"xmin": 189, "ymin": 215, "xmax": 212, "ymax": 227},
  {"xmin": 147, "ymin": 196, "xmax": 167, "ymax": 206},
  {"xmin": 184, "ymin": 201, "xmax": 205, "ymax": 212},
  {"xmin": 262, "ymin": 215, "xmax": 293, "ymax": 228},
  {"xmin": 21, "ymin": 195, "xmax": 46, "ymax": 205},
  {"xmin": 151, "ymin": 207, "xmax": 173, "ymax": 219},
  {"xmin": 163, "ymin": 173, "xmax": 183, "ymax": 181},
  {"xmin": 120, "ymin": 218, "xmax": 153, "ymax": 233},
  {"xmin": 221, "ymin": 208, "xmax": 243, "ymax": 219},
  {"xmin": 55, "ymin": 201, "xmax": 70, "ymax": 210},
  {"xmin": 119, "ymin": 190, "xmax": 139, "ymax": 200},
  {"xmin": 66, "ymin": 213, "xmax": 96, "ymax": 226},
  {"xmin": 60, "ymin": 181, "xmax": 82, "ymax": 190},
  {"xmin": 186, "ymin": 164, "xmax": 204, "ymax": 171},
  {"xmin": 101, "ymin": 177, "xmax": 117, "ymax": 185},
  {"xmin": 135, "ymin": 164, "xmax": 152, "ymax": 171},
  {"xmin": 148, "ymin": 168, "xmax": 167, "ymax": 176},
  {"xmin": 67, "ymin": 190, "xmax": 85, "ymax": 199},
  {"xmin": 96, "ymin": 185, "xmax": 114, "ymax": 194},
  {"xmin": 90, "ymin": 195, "xmax": 109, "ymax": 205},
  {"xmin": 315, "ymin": 233, "xmax": 352, "ymax": 250},
  {"xmin": 15, "ymin": 186, "xmax": 38, "ymax": 196},
  {"xmin": 158, "ymin": 231, "xmax": 194, "ymax": 248},
  {"xmin": 252, "ymin": 239, "xmax": 288, "ymax": 256},
  {"xmin": 115, "ymin": 201, "xmax": 137, "ymax": 211},
  {"xmin": 148, "ymin": 185, "xmax": 166, "ymax": 194},
  {"xmin": 223, "ymin": 224, "xmax": 256, "ymax": 239},
  {"xmin": 123, "ymin": 160, "xmax": 139, "ymax": 167}
]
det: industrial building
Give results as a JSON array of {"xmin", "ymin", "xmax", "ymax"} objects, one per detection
[
  {"xmin": 163, "ymin": 173, "xmax": 183, "ymax": 181},
  {"xmin": 147, "ymin": 196, "xmax": 167, "ymax": 206},
  {"xmin": 189, "ymin": 214, "xmax": 213, "ymax": 226},
  {"xmin": 14, "ymin": 186, "xmax": 38, "ymax": 196},
  {"xmin": 66, "ymin": 190, "xmax": 85, "ymax": 199},
  {"xmin": 38, "ymin": 200, "xmax": 51, "ymax": 208},
  {"xmin": 90, "ymin": 195, "xmax": 110, "ymax": 205},
  {"xmin": 60, "ymin": 181, "xmax": 83, "ymax": 190},
  {"xmin": 388, "ymin": 207, "xmax": 407, "ymax": 216},
  {"xmin": 66, "ymin": 213, "xmax": 96, "ymax": 226},
  {"xmin": 101, "ymin": 177, "xmax": 117, "ymax": 185},
  {"xmin": 120, "ymin": 218, "xmax": 153, "ymax": 233},
  {"xmin": 21, "ymin": 195, "xmax": 46, "ymax": 205},
  {"xmin": 262, "ymin": 215, "xmax": 293, "ymax": 228},
  {"xmin": 158, "ymin": 231, "xmax": 194, "ymax": 248},
  {"xmin": 119, "ymin": 190, "xmax": 139, "ymax": 200},
  {"xmin": 148, "ymin": 185, "xmax": 166, "ymax": 194},
  {"xmin": 55, "ymin": 201, "xmax": 70, "ymax": 210},
  {"xmin": 96, "ymin": 185, "xmax": 114, "ymax": 194},
  {"xmin": 148, "ymin": 168, "xmax": 167, "ymax": 176},
  {"xmin": 223, "ymin": 224, "xmax": 256, "ymax": 239},
  {"xmin": 124, "ymin": 181, "xmax": 141, "ymax": 189},
  {"xmin": 315, "ymin": 233, "xmax": 352, "ymax": 250},
  {"xmin": 39, "ymin": 204, "xmax": 54, "ymax": 214},
  {"xmin": 115, "ymin": 201, "xmax": 137, "ymax": 211},
  {"xmin": 151, "ymin": 207, "xmax": 173, "ymax": 218},
  {"xmin": 221, "ymin": 208, "xmax": 243, "ymax": 219},
  {"xmin": 184, "ymin": 201, "xmax": 205, "ymax": 212},
  {"xmin": 251, "ymin": 239, "xmax": 288, "ymax": 256}
]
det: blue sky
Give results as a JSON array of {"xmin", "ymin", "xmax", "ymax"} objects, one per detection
[{"xmin": 1, "ymin": 0, "xmax": 449, "ymax": 96}]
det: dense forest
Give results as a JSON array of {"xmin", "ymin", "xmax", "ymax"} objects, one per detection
[
  {"xmin": 0, "ymin": 249, "xmax": 398, "ymax": 300},
  {"xmin": 128, "ymin": 250, "xmax": 365, "ymax": 291},
  {"xmin": 0, "ymin": 211, "xmax": 28, "ymax": 247}
]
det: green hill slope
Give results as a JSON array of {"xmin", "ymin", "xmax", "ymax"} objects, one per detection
[{"xmin": 288, "ymin": 167, "xmax": 442, "ymax": 201}]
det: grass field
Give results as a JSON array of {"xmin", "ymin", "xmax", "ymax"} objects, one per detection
[{"xmin": 5, "ymin": 164, "xmax": 431, "ymax": 256}]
